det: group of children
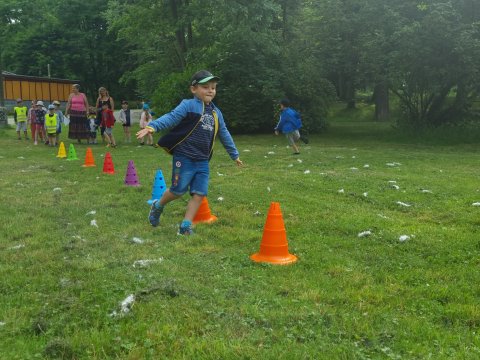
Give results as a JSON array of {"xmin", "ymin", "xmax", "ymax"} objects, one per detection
[
  {"xmin": 13, "ymin": 97, "xmax": 155, "ymax": 148},
  {"xmin": 14, "ymin": 98, "xmax": 65, "ymax": 147}
]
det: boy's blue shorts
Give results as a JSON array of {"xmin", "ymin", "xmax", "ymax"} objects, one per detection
[{"xmin": 169, "ymin": 154, "xmax": 209, "ymax": 196}]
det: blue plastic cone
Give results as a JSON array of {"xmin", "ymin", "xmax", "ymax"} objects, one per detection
[{"xmin": 147, "ymin": 169, "xmax": 167, "ymax": 204}]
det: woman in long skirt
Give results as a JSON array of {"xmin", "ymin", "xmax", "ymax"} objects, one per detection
[{"xmin": 66, "ymin": 84, "xmax": 89, "ymax": 143}]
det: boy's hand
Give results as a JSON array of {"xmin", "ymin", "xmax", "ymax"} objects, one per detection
[
  {"xmin": 274, "ymin": 130, "xmax": 279, "ymax": 135},
  {"xmin": 136, "ymin": 128, "xmax": 152, "ymax": 139},
  {"xmin": 234, "ymin": 158, "xmax": 243, "ymax": 167}
]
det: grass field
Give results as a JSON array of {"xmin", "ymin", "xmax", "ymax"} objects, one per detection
[{"xmin": 1, "ymin": 114, "xmax": 480, "ymax": 359}]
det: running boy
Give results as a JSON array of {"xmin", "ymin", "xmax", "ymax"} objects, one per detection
[
  {"xmin": 136, "ymin": 70, "xmax": 243, "ymax": 235},
  {"xmin": 274, "ymin": 98, "xmax": 308, "ymax": 155}
]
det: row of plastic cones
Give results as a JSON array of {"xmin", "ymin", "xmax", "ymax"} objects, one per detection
[
  {"xmin": 146, "ymin": 179, "xmax": 294, "ymax": 265},
  {"xmin": 56, "ymin": 142, "xmax": 139, "ymax": 185},
  {"xmin": 192, "ymin": 199, "xmax": 297, "ymax": 265},
  {"xmin": 56, "ymin": 143, "xmax": 297, "ymax": 265}
]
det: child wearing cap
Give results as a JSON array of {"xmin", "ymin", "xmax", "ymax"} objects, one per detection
[
  {"xmin": 45, "ymin": 105, "xmax": 58, "ymax": 146},
  {"xmin": 138, "ymin": 103, "xmax": 153, "ymax": 145},
  {"xmin": 118, "ymin": 101, "xmax": 132, "ymax": 143},
  {"xmin": 52, "ymin": 100, "xmax": 65, "ymax": 144},
  {"xmin": 34, "ymin": 101, "xmax": 47, "ymax": 145},
  {"xmin": 136, "ymin": 70, "xmax": 243, "ymax": 236},
  {"xmin": 13, "ymin": 99, "xmax": 29, "ymax": 140}
]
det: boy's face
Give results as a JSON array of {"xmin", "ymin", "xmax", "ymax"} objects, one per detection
[
  {"xmin": 122, "ymin": 103, "xmax": 128, "ymax": 108},
  {"xmin": 191, "ymin": 81, "xmax": 217, "ymax": 104}
]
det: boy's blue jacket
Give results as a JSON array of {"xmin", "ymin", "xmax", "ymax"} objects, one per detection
[
  {"xmin": 275, "ymin": 107, "xmax": 302, "ymax": 134},
  {"xmin": 146, "ymin": 97, "xmax": 239, "ymax": 161}
]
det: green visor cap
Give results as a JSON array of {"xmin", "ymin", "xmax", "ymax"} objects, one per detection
[{"xmin": 191, "ymin": 70, "xmax": 220, "ymax": 86}]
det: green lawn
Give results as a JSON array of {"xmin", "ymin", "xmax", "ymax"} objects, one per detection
[{"xmin": 1, "ymin": 118, "xmax": 480, "ymax": 359}]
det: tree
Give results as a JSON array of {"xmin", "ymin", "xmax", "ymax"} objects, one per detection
[{"xmin": 388, "ymin": 2, "xmax": 480, "ymax": 127}]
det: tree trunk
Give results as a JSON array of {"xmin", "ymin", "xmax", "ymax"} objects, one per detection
[
  {"xmin": 373, "ymin": 82, "xmax": 389, "ymax": 121},
  {"xmin": 345, "ymin": 79, "xmax": 356, "ymax": 109}
]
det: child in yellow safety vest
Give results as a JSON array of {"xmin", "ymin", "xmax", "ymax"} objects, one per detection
[
  {"xmin": 45, "ymin": 105, "xmax": 58, "ymax": 147},
  {"xmin": 14, "ymin": 98, "xmax": 29, "ymax": 140}
]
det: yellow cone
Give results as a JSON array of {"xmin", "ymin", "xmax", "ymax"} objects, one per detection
[{"xmin": 57, "ymin": 142, "xmax": 67, "ymax": 158}]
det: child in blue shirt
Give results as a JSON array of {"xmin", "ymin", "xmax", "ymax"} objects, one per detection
[
  {"xmin": 136, "ymin": 70, "xmax": 243, "ymax": 235},
  {"xmin": 274, "ymin": 98, "xmax": 308, "ymax": 154}
]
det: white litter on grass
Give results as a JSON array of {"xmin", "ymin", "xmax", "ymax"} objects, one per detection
[
  {"xmin": 217, "ymin": 172, "xmax": 224, "ymax": 176},
  {"xmin": 386, "ymin": 162, "xmax": 401, "ymax": 167},
  {"xmin": 120, "ymin": 294, "xmax": 135, "ymax": 313},
  {"xmin": 378, "ymin": 214, "xmax": 389, "ymax": 219},
  {"xmin": 53, "ymin": 187, "xmax": 62, "ymax": 192},
  {"xmin": 358, "ymin": 230, "xmax": 372, "ymax": 238},
  {"xmin": 131, "ymin": 237, "xmax": 144, "ymax": 244},
  {"xmin": 17, "ymin": 156, "xmax": 25, "ymax": 159},
  {"xmin": 217, "ymin": 196, "xmax": 224, "ymax": 201},
  {"xmin": 267, "ymin": 187, "xmax": 271, "ymax": 192},
  {"xmin": 350, "ymin": 167, "xmax": 358, "ymax": 171},
  {"xmin": 0, "ymin": 321, "xmax": 5, "ymax": 327},
  {"xmin": 388, "ymin": 180, "xmax": 397, "ymax": 184},
  {"xmin": 338, "ymin": 189, "xmax": 345, "ymax": 194},
  {"xmin": 288, "ymin": 164, "xmax": 294, "ymax": 168},
  {"xmin": 264, "ymin": 156, "xmax": 268, "ymax": 158},
  {"xmin": 335, "ymin": 156, "xmax": 344, "ymax": 159},
  {"xmin": 363, "ymin": 192, "xmax": 368, "ymax": 197},
  {"xmin": 72, "ymin": 235, "xmax": 87, "ymax": 242},
  {"xmin": 9, "ymin": 244, "xmax": 25, "ymax": 250},
  {"xmin": 363, "ymin": 164, "xmax": 370, "ymax": 168},
  {"xmin": 472, "ymin": 202, "xmax": 480, "ymax": 207},
  {"xmin": 399, "ymin": 235, "xmax": 411, "ymax": 242},
  {"xmin": 268, "ymin": 151, "xmax": 275, "ymax": 155},
  {"xmin": 420, "ymin": 189, "xmax": 433, "ymax": 193},
  {"xmin": 254, "ymin": 210, "xmax": 262, "ymax": 216},
  {"xmin": 391, "ymin": 184, "xmax": 400, "ymax": 190},
  {"xmin": 132, "ymin": 258, "xmax": 164, "ymax": 268},
  {"xmin": 352, "ymin": 156, "xmax": 356, "ymax": 159},
  {"xmin": 304, "ymin": 170, "xmax": 311, "ymax": 174},
  {"xmin": 90, "ymin": 219, "xmax": 98, "ymax": 227},
  {"xmin": 86, "ymin": 210, "xmax": 96, "ymax": 216},
  {"xmin": 396, "ymin": 201, "xmax": 411, "ymax": 207},
  {"xmin": 243, "ymin": 149, "xmax": 251, "ymax": 152},
  {"xmin": 297, "ymin": 159, "xmax": 303, "ymax": 163}
]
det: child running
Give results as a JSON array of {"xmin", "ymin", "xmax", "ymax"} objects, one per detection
[{"xmin": 136, "ymin": 70, "xmax": 243, "ymax": 236}]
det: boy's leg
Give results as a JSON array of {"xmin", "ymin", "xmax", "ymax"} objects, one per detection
[
  {"xmin": 149, "ymin": 189, "xmax": 179, "ymax": 227},
  {"xmin": 184, "ymin": 194, "xmax": 204, "ymax": 222}
]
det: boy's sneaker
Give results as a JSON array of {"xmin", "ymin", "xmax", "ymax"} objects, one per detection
[
  {"xmin": 148, "ymin": 200, "xmax": 163, "ymax": 227},
  {"xmin": 178, "ymin": 224, "xmax": 193, "ymax": 236}
]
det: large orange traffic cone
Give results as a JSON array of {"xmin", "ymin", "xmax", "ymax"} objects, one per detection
[
  {"xmin": 102, "ymin": 152, "xmax": 115, "ymax": 174},
  {"xmin": 82, "ymin": 147, "xmax": 96, "ymax": 167},
  {"xmin": 250, "ymin": 202, "xmax": 297, "ymax": 265},
  {"xmin": 193, "ymin": 197, "xmax": 218, "ymax": 224}
]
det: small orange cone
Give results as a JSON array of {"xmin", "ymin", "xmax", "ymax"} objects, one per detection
[
  {"xmin": 102, "ymin": 152, "xmax": 115, "ymax": 174},
  {"xmin": 82, "ymin": 147, "xmax": 96, "ymax": 167},
  {"xmin": 250, "ymin": 202, "xmax": 297, "ymax": 265},
  {"xmin": 193, "ymin": 197, "xmax": 218, "ymax": 224}
]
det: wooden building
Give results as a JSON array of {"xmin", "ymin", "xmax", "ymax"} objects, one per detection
[{"xmin": 2, "ymin": 71, "xmax": 78, "ymax": 103}]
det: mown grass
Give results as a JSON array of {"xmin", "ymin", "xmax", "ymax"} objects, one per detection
[{"xmin": 0, "ymin": 114, "xmax": 480, "ymax": 359}]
